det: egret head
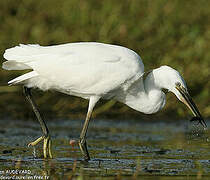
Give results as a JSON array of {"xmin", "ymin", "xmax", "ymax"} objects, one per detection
[{"xmin": 153, "ymin": 66, "xmax": 207, "ymax": 128}]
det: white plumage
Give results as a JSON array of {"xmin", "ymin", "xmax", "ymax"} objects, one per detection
[
  {"xmin": 2, "ymin": 42, "xmax": 206, "ymax": 160},
  {"xmin": 3, "ymin": 43, "xmax": 142, "ymax": 96},
  {"xmin": 2, "ymin": 42, "xmax": 189, "ymax": 114}
]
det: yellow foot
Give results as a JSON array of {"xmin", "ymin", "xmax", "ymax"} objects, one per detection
[{"xmin": 28, "ymin": 136, "xmax": 52, "ymax": 158}]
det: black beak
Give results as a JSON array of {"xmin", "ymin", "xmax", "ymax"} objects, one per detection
[{"xmin": 175, "ymin": 83, "xmax": 207, "ymax": 128}]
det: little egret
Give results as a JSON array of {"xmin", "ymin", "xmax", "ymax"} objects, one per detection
[{"xmin": 2, "ymin": 42, "xmax": 206, "ymax": 160}]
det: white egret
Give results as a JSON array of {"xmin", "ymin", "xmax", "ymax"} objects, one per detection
[{"xmin": 2, "ymin": 42, "xmax": 206, "ymax": 160}]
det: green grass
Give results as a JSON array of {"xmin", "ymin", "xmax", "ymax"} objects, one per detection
[{"xmin": 0, "ymin": 0, "xmax": 209, "ymax": 119}]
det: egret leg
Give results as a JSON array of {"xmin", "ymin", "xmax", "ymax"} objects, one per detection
[
  {"xmin": 23, "ymin": 87, "xmax": 52, "ymax": 158},
  {"xmin": 79, "ymin": 96, "xmax": 100, "ymax": 161}
]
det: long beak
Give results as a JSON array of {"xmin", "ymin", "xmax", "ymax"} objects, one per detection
[{"xmin": 175, "ymin": 83, "xmax": 207, "ymax": 128}]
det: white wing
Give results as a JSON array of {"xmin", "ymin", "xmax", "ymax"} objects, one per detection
[{"xmin": 3, "ymin": 42, "xmax": 144, "ymax": 96}]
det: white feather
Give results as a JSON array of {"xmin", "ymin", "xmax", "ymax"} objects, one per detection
[
  {"xmin": 2, "ymin": 61, "xmax": 32, "ymax": 70},
  {"xmin": 8, "ymin": 71, "xmax": 38, "ymax": 85},
  {"xmin": 3, "ymin": 42, "xmax": 144, "ymax": 95},
  {"xmin": 2, "ymin": 42, "xmax": 188, "ymax": 114}
]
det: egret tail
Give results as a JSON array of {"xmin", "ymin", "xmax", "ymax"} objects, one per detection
[
  {"xmin": 8, "ymin": 71, "xmax": 39, "ymax": 85},
  {"xmin": 2, "ymin": 44, "xmax": 42, "ymax": 85}
]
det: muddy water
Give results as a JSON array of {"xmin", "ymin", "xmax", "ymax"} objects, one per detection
[{"xmin": 0, "ymin": 118, "xmax": 210, "ymax": 179}]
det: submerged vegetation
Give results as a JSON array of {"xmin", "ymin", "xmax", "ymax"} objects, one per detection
[{"xmin": 0, "ymin": 0, "xmax": 209, "ymax": 119}]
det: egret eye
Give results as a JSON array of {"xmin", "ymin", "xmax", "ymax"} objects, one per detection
[{"xmin": 175, "ymin": 82, "xmax": 181, "ymax": 87}]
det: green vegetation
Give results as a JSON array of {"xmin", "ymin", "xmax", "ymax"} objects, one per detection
[{"xmin": 0, "ymin": 0, "xmax": 209, "ymax": 119}]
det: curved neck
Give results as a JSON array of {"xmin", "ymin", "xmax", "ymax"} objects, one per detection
[{"xmin": 118, "ymin": 71, "xmax": 166, "ymax": 114}]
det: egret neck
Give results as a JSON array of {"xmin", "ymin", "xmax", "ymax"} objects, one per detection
[{"xmin": 119, "ymin": 70, "xmax": 166, "ymax": 114}]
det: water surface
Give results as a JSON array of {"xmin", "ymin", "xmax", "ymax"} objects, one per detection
[{"xmin": 0, "ymin": 118, "xmax": 209, "ymax": 179}]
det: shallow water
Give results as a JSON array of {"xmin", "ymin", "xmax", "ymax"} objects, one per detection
[{"xmin": 0, "ymin": 118, "xmax": 210, "ymax": 179}]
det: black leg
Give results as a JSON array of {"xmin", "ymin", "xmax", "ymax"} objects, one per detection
[
  {"xmin": 23, "ymin": 86, "xmax": 52, "ymax": 158},
  {"xmin": 79, "ymin": 111, "xmax": 92, "ymax": 161},
  {"xmin": 78, "ymin": 96, "xmax": 100, "ymax": 161}
]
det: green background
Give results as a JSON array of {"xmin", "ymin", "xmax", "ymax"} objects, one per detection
[{"xmin": 0, "ymin": 0, "xmax": 209, "ymax": 120}]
